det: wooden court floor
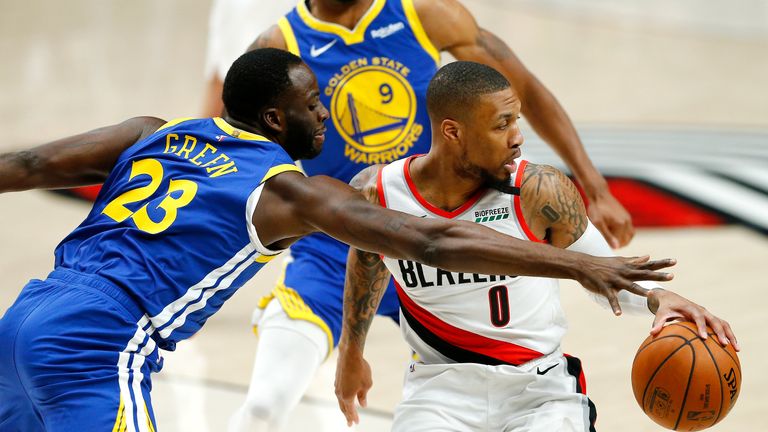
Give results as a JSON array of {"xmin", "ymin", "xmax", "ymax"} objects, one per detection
[{"xmin": 1, "ymin": 1, "xmax": 766, "ymax": 430}]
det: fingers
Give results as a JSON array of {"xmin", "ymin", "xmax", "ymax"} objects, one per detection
[
  {"xmin": 594, "ymin": 217, "xmax": 620, "ymax": 249},
  {"xmin": 650, "ymin": 314, "xmax": 666, "ymax": 336},
  {"xmin": 608, "ymin": 217, "xmax": 634, "ymax": 248},
  {"xmin": 616, "ymin": 218, "xmax": 635, "ymax": 248},
  {"xmin": 358, "ymin": 388, "xmax": 368, "ymax": 408},
  {"xmin": 723, "ymin": 321, "xmax": 740, "ymax": 351},
  {"xmin": 625, "ymin": 282, "xmax": 650, "ymax": 297},
  {"xmin": 650, "ymin": 311, "xmax": 683, "ymax": 336},
  {"xmin": 638, "ymin": 258, "xmax": 677, "ymax": 271},
  {"xmin": 337, "ymin": 396, "xmax": 358, "ymax": 427},
  {"xmin": 707, "ymin": 315, "xmax": 730, "ymax": 347},
  {"xmin": 628, "ymin": 268, "xmax": 674, "ymax": 282},
  {"xmin": 691, "ymin": 311, "xmax": 708, "ymax": 340},
  {"xmin": 606, "ymin": 291, "xmax": 622, "ymax": 316}
]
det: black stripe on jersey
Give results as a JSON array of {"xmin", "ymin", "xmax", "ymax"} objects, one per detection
[
  {"xmin": 566, "ymin": 355, "xmax": 598, "ymax": 432},
  {"xmin": 400, "ymin": 304, "xmax": 515, "ymax": 366},
  {"xmin": 491, "ymin": 184, "xmax": 520, "ymax": 196}
]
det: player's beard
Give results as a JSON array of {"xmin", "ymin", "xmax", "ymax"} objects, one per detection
[
  {"xmin": 459, "ymin": 151, "xmax": 515, "ymax": 194},
  {"xmin": 482, "ymin": 170, "xmax": 516, "ymax": 195},
  {"xmin": 283, "ymin": 120, "xmax": 322, "ymax": 160}
]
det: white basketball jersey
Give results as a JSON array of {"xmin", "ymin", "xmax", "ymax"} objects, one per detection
[{"xmin": 378, "ymin": 156, "xmax": 568, "ymax": 366}]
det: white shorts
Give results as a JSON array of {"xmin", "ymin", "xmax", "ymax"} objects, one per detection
[
  {"xmin": 393, "ymin": 351, "xmax": 597, "ymax": 432},
  {"xmin": 205, "ymin": 0, "xmax": 298, "ymax": 79}
]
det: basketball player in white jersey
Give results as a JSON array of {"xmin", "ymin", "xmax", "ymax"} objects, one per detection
[
  {"xmin": 229, "ymin": 2, "xmax": 636, "ymax": 429},
  {"xmin": 334, "ymin": 61, "xmax": 739, "ymax": 431}
]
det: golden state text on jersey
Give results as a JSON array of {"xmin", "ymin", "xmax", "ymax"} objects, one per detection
[
  {"xmin": 279, "ymin": 0, "xmax": 439, "ymax": 184},
  {"xmin": 54, "ymin": 118, "xmax": 301, "ymax": 350}
]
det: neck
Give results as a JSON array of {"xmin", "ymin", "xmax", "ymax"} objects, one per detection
[
  {"xmin": 222, "ymin": 115, "xmax": 281, "ymax": 144},
  {"xmin": 409, "ymin": 150, "xmax": 485, "ymax": 212},
  {"xmin": 308, "ymin": 0, "xmax": 374, "ymax": 30}
]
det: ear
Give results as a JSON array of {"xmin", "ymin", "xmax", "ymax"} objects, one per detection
[
  {"xmin": 262, "ymin": 108, "xmax": 284, "ymax": 134},
  {"xmin": 440, "ymin": 118, "xmax": 461, "ymax": 142}
]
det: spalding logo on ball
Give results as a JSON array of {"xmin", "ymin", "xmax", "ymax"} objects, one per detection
[{"xmin": 631, "ymin": 321, "xmax": 741, "ymax": 431}]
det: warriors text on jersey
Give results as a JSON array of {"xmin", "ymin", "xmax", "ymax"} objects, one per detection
[
  {"xmin": 279, "ymin": 0, "xmax": 438, "ymax": 183},
  {"xmin": 55, "ymin": 117, "xmax": 301, "ymax": 350},
  {"xmin": 377, "ymin": 157, "xmax": 568, "ymax": 365}
]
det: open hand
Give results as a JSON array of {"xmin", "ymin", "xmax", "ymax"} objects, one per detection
[{"xmin": 577, "ymin": 255, "xmax": 675, "ymax": 316}]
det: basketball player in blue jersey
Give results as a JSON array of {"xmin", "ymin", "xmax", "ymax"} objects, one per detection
[
  {"xmin": 0, "ymin": 49, "xmax": 674, "ymax": 432},
  {"xmin": 227, "ymin": 1, "xmax": 633, "ymax": 429},
  {"xmin": 335, "ymin": 61, "xmax": 739, "ymax": 431}
]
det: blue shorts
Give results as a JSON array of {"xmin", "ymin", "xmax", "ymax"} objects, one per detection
[
  {"xmin": 0, "ymin": 269, "xmax": 161, "ymax": 432},
  {"xmin": 283, "ymin": 234, "xmax": 400, "ymax": 346}
]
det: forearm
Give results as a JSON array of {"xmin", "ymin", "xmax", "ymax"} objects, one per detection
[
  {"xmin": 520, "ymin": 82, "xmax": 607, "ymax": 199},
  {"xmin": 313, "ymin": 184, "xmax": 584, "ymax": 279},
  {"xmin": 0, "ymin": 138, "xmax": 106, "ymax": 193},
  {"xmin": 339, "ymin": 248, "xmax": 392, "ymax": 353},
  {"xmin": 424, "ymin": 220, "xmax": 585, "ymax": 279},
  {"xmin": 0, "ymin": 117, "xmax": 159, "ymax": 193}
]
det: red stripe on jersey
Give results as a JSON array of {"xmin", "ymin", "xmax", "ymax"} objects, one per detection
[
  {"xmin": 565, "ymin": 354, "xmax": 588, "ymax": 395},
  {"xmin": 377, "ymin": 167, "xmax": 387, "ymax": 260},
  {"xmin": 403, "ymin": 156, "xmax": 486, "ymax": 219},
  {"xmin": 376, "ymin": 166, "xmax": 387, "ymax": 208},
  {"xmin": 513, "ymin": 160, "xmax": 545, "ymax": 243},
  {"xmin": 395, "ymin": 281, "xmax": 543, "ymax": 365}
]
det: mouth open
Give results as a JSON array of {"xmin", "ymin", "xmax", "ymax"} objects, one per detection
[{"xmin": 504, "ymin": 149, "xmax": 522, "ymax": 173}]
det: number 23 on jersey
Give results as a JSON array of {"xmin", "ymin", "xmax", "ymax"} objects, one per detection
[{"xmin": 102, "ymin": 158, "xmax": 198, "ymax": 234}]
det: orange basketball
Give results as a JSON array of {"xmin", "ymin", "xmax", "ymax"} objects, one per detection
[{"xmin": 631, "ymin": 321, "xmax": 741, "ymax": 431}]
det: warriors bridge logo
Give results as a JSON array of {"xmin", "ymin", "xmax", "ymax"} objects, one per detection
[{"xmin": 325, "ymin": 56, "xmax": 423, "ymax": 165}]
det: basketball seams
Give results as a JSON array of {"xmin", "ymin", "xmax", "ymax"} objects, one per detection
[
  {"xmin": 698, "ymin": 337, "xmax": 726, "ymax": 427},
  {"xmin": 669, "ymin": 322, "xmax": 741, "ymax": 375},
  {"xmin": 672, "ymin": 341, "xmax": 697, "ymax": 430},
  {"xmin": 634, "ymin": 335, "xmax": 690, "ymax": 358},
  {"xmin": 639, "ymin": 340, "xmax": 693, "ymax": 416}
]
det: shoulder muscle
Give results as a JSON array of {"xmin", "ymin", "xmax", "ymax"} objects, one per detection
[
  {"xmin": 247, "ymin": 25, "xmax": 287, "ymax": 51},
  {"xmin": 519, "ymin": 163, "xmax": 587, "ymax": 248},
  {"xmin": 413, "ymin": 0, "xmax": 477, "ymax": 51}
]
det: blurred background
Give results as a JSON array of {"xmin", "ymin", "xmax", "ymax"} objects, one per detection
[{"xmin": 1, "ymin": 0, "xmax": 766, "ymax": 430}]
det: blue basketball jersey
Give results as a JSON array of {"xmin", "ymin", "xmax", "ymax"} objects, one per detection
[
  {"xmin": 280, "ymin": 0, "xmax": 439, "ymax": 262},
  {"xmin": 54, "ymin": 117, "xmax": 301, "ymax": 350}
]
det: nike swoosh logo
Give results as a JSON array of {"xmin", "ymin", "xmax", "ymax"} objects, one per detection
[
  {"xmin": 310, "ymin": 39, "xmax": 337, "ymax": 57},
  {"xmin": 418, "ymin": 214, "xmax": 427, "ymax": 218},
  {"xmin": 536, "ymin": 364, "xmax": 557, "ymax": 375}
]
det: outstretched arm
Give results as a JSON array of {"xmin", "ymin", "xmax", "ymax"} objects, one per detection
[
  {"xmin": 253, "ymin": 169, "xmax": 672, "ymax": 299},
  {"xmin": 519, "ymin": 162, "xmax": 738, "ymax": 349},
  {"xmin": 415, "ymin": 0, "xmax": 633, "ymax": 247},
  {"xmin": 0, "ymin": 117, "xmax": 164, "ymax": 193}
]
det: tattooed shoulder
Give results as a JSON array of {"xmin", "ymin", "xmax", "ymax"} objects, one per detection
[{"xmin": 520, "ymin": 163, "xmax": 587, "ymax": 245}]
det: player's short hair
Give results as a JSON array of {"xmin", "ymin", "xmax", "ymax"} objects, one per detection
[
  {"xmin": 222, "ymin": 48, "xmax": 304, "ymax": 122},
  {"xmin": 426, "ymin": 61, "xmax": 511, "ymax": 120}
]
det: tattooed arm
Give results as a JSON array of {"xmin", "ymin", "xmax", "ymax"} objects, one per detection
[
  {"xmin": 334, "ymin": 165, "xmax": 391, "ymax": 426},
  {"xmin": 414, "ymin": 0, "xmax": 634, "ymax": 248}
]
